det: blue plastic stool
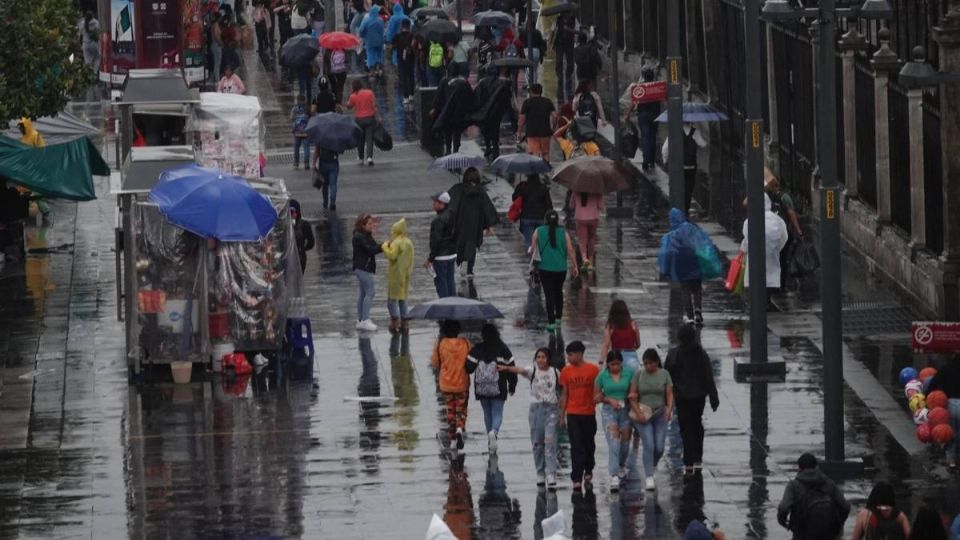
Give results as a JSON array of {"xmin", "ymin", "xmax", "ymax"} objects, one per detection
[{"xmin": 285, "ymin": 317, "xmax": 315, "ymax": 381}]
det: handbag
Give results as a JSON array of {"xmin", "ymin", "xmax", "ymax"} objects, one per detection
[
  {"xmin": 696, "ymin": 245, "xmax": 723, "ymax": 280},
  {"xmin": 725, "ymin": 252, "xmax": 745, "ymax": 291},
  {"xmin": 311, "ymin": 168, "xmax": 324, "ymax": 190},
  {"xmin": 791, "ymin": 237, "xmax": 820, "ymax": 277},
  {"xmin": 629, "ymin": 403, "xmax": 655, "ymax": 424},
  {"xmin": 372, "ymin": 121, "xmax": 393, "ymax": 151},
  {"xmin": 507, "ymin": 196, "xmax": 523, "ymax": 223}
]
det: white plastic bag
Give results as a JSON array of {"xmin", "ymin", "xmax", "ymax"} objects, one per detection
[
  {"xmin": 542, "ymin": 510, "xmax": 569, "ymax": 540},
  {"xmin": 425, "ymin": 514, "xmax": 457, "ymax": 540}
]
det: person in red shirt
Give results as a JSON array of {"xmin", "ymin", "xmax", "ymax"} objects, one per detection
[
  {"xmin": 346, "ymin": 79, "xmax": 380, "ymax": 166},
  {"xmin": 559, "ymin": 340, "xmax": 600, "ymax": 490}
]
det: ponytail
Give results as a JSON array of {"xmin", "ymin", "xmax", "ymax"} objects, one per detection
[
  {"xmin": 579, "ymin": 192, "xmax": 589, "ymax": 207},
  {"xmin": 544, "ymin": 209, "xmax": 560, "ymax": 248}
]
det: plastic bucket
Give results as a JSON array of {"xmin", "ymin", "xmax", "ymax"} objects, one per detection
[
  {"xmin": 209, "ymin": 312, "xmax": 229, "ymax": 338},
  {"xmin": 171, "ymin": 361, "xmax": 193, "ymax": 384},
  {"xmin": 211, "ymin": 342, "xmax": 234, "ymax": 373}
]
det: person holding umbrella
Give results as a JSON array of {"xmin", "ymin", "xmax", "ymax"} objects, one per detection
[
  {"xmin": 572, "ymin": 190, "xmax": 603, "ymax": 272},
  {"xmin": 310, "ymin": 134, "xmax": 341, "ymax": 210},
  {"xmin": 530, "ymin": 209, "xmax": 578, "ymax": 332},
  {"xmin": 472, "ymin": 66, "xmax": 512, "ymax": 161},
  {"xmin": 352, "ymin": 213, "xmax": 383, "ymax": 332}
]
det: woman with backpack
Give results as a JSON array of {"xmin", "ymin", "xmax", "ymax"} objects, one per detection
[
  {"xmin": 499, "ymin": 347, "xmax": 562, "ymax": 489},
  {"xmin": 598, "ymin": 300, "xmax": 642, "ymax": 372},
  {"xmin": 530, "ymin": 209, "xmax": 579, "ymax": 333},
  {"xmin": 324, "ymin": 48, "xmax": 349, "ymax": 103},
  {"xmin": 571, "ymin": 79, "xmax": 606, "ymax": 129},
  {"xmin": 467, "ymin": 324, "xmax": 517, "ymax": 453},
  {"xmin": 850, "ymin": 481, "xmax": 911, "ymax": 539}
]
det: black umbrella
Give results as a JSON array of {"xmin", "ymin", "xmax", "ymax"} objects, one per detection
[
  {"xmin": 540, "ymin": 2, "xmax": 578, "ymax": 16},
  {"xmin": 411, "ymin": 7, "xmax": 448, "ymax": 19},
  {"xmin": 490, "ymin": 154, "xmax": 551, "ymax": 175},
  {"xmin": 418, "ymin": 18, "xmax": 461, "ymax": 43},
  {"xmin": 407, "ymin": 297, "xmax": 504, "ymax": 320},
  {"xmin": 551, "ymin": 156, "xmax": 632, "ymax": 194},
  {"xmin": 279, "ymin": 33, "xmax": 320, "ymax": 68},
  {"xmin": 305, "ymin": 113, "xmax": 363, "ymax": 152},
  {"xmin": 473, "ymin": 10, "xmax": 514, "ymax": 27},
  {"xmin": 492, "ymin": 57, "xmax": 535, "ymax": 68}
]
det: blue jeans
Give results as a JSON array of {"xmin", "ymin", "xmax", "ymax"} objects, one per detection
[
  {"xmin": 636, "ymin": 111, "xmax": 658, "ymax": 166},
  {"xmin": 297, "ymin": 66, "xmax": 312, "ymax": 103},
  {"xmin": 600, "ymin": 404, "xmax": 632, "ymax": 477},
  {"xmin": 210, "ymin": 42, "xmax": 223, "ymax": 81},
  {"xmin": 432, "ymin": 258, "xmax": 456, "ymax": 298},
  {"xmin": 293, "ymin": 136, "xmax": 307, "ymax": 166},
  {"xmin": 947, "ymin": 398, "xmax": 960, "ymax": 463},
  {"xmin": 619, "ymin": 350, "xmax": 639, "ymax": 374},
  {"xmin": 387, "ymin": 299, "xmax": 407, "ymax": 319},
  {"xmin": 317, "ymin": 160, "xmax": 339, "ymax": 207},
  {"xmin": 529, "ymin": 402, "xmax": 559, "ymax": 477},
  {"xmin": 355, "ymin": 269, "xmax": 374, "ymax": 321},
  {"xmin": 527, "ymin": 48, "xmax": 541, "ymax": 86},
  {"xmin": 519, "ymin": 218, "xmax": 542, "ymax": 250},
  {"xmin": 635, "ymin": 409, "xmax": 668, "ymax": 476},
  {"xmin": 480, "ymin": 398, "xmax": 505, "ymax": 433}
]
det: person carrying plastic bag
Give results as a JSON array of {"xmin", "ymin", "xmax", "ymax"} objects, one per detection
[
  {"xmin": 740, "ymin": 193, "xmax": 789, "ymax": 305},
  {"xmin": 657, "ymin": 208, "xmax": 722, "ymax": 325}
]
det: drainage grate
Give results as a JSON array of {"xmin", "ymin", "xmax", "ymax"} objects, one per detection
[
  {"xmin": 264, "ymin": 150, "xmax": 295, "ymax": 165},
  {"xmin": 817, "ymin": 303, "xmax": 916, "ymax": 336}
]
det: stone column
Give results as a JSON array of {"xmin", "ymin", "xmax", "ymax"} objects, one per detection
[
  {"xmin": 839, "ymin": 27, "xmax": 867, "ymax": 197},
  {"xmin": 934, "ymin": 2, "xmax": 960, "ymax": 320},
  {"xmin": 871, "ymin": 29, "xmax": 899, "ymax": 223},
  {"xmin": 907, "ymin": 87, "xmax": 926, "ymax": 251}
]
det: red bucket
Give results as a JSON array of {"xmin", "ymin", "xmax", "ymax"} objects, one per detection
[{"xmin": 209, "ymin": 312, "xmax": 229, "ymax": 338}]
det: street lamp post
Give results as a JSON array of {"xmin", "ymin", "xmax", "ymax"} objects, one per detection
[
  {"xmin": 666, "ymin": 0, "xmax": 685, "ymax": 210},
  {"xmin": 761, "ymin": 0, "xmax": 891, "ymax": 468}
]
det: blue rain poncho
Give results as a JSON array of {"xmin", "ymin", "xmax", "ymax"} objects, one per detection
[{"xmin": 657, "ymin": 208, "xmax": 722, "ymax": 282}]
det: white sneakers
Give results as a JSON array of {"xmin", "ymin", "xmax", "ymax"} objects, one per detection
[
  {"xmin": 610, "ymin": 476, "xmax": 620, "ymax": 492},
  {"xmin": 455, "ymin": 428, "xmax": 465, "ymax": 450},
  {"xmin": 546, "ymin": 475, "xmax": 557, "ymax": 490},
  {"xmin": 536, "ymin": 473, "xmax": 546, "ymax": 487},
  {"xmin": 488, "ymin": 431, "xmax": 498, "ymax": 453},
  {"xmin": 366, "ymin": 157, "xmax": 374, "ymax": 166},
  {"xmin": 355, "ymin": 319, "xmax": 377, "ymax": 332},
  {"xmin": 645, "ymin": 477, "xmax": 656, "ymax": 491}
]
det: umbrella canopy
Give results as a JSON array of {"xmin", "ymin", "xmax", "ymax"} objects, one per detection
[
  {"xmin": 551, "ymin": 156, "xmax": 632, "ymax": 194},
  {"xmin": 280, "ymin": 33, "xmax": 320, "ymax": 68},
  {"xmin": 655, "ymin": 102, "xmax": 729, "ymax": 123},
  {"xmin": 5, "ymin": 111, "xmax": 99, "ymax": 145},
  {"xmin": 305, "ymin": 113, "xmax": 363, "ymax": 152},
  {"xmin": 411, "ymin": 7, "xmax": 449, "ymax": 19},
  {"xmin": 490, "ymin": 153, "xmax": 551, "ymax": 175},
  {"xmin": 319, "ymin": 31, "xmax": 361, "ymax": 49},
  {"xmin": 0, "ymin": 135, "xmax": 105, "ymax": 201},
  {"xmin": 407, "ymin": 297, "xmax": 504, "ymax": 320},
  {"xmin": 418, "ymin": 18, "xmax": 461, "ymax": 43},
  {"xmin": 540, "ymin": 2, "xmax": 578, "ymax": 16},
  {"xmin": 491, "ymin": 57, "xmax": 535, "ymax": 68},
  {"xmin": 147, "ymin": 166, "xmax": 278, "ymax": 241},
  {"xmin": 473, "ymin": 10, "xmax": 514, "ymax": 27},
  {"xmin": 429, "ymin": 152, "xmax": 487, "ymax": 171}
]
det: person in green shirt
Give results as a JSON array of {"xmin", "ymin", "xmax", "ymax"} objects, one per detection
[
  {"xmin": 628, "ymin": 348, "xmax": 674, "ymax": 491},
  {"xmin": 593, "ymin": 351, "xmax": 635, "ymax": 492},
  {"xmin": 531, "ymin": 209, "xmax": 579, "ymax": 333}
]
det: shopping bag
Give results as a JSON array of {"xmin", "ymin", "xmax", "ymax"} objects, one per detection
[
  {"xmin": 373, "ymin": 122, "xmax": 393, "ymax": 151},
  {"xmin": 620, "ymin": 122, "xmax": 639, "ymax": 160},
  {"xmin": 222, "ymin": 352, "xmax": 253, "ymax": 375},
  {"xmin": 696, "ymin": 245, "xmax": 723, "ymax": 280},
  {"xmin": 792, "ymin": 237, "xmax": 820, "ymax": 277},
  {"xmin": 507, "ymin": 196, "xmax": 523, "ymax": 223},
  {"xmin": 734, "ymin": 264, "xmax": 745, "ymax": 295},
  {"xmin": 725, "ymin": 252, "xmax": 744, "ymax": 291}
]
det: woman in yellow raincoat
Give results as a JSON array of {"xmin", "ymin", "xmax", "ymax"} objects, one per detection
[
  {"xmin": 381, "ymin": 218, "xmax": 414, "ymax": 332},
  {"xmin": 16, "ymin": 118, "xmax": 50, "ymax": 216}
]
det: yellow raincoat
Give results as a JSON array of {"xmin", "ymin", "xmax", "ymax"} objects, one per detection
[
  {"xmin": 18, "ymin": 118, "xmax": 45, "ymax": 148},
  {"xmin": 381, "ymin": 218, "xmax": 414, "ymax": 300}
]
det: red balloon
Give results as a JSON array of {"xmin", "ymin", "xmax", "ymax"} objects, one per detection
[
  {"xmin": 927, "ymin": 390, "xmax": 949, "ymax": 410},
  {"xmin": 928, "ymin": 407, "xmax": 951, "ymax": 428},
  {"xmin": 919, "ymin": 367, "xmax": 938, "ymax": 380},
  {"xmin": 932, "ymin": 424, "xmax": 955, "ymax": 444},
  {"xmin": 916, "ymin": 423, "xmax": 932, "ymax": 443}
]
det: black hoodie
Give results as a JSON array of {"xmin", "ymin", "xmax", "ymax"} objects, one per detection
[{"xmin": 776, "ymin": 468, "xmax": 851, "ymax": 539}]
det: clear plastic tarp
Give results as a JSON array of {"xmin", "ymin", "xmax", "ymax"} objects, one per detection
[{"xmin": 188, "ymin": 92, "xmax": 264, "ymax": 178}]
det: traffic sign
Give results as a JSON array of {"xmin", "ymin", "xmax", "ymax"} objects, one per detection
[
  {"xmin": 630, "ymin": 81, "xmax": 667, "ymax": 104},
  {"xmin": 912, "ymin": 321, "xmax": 960, "ymax": 353}
]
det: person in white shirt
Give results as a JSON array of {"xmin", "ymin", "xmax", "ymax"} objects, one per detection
[{"xmin": 662, "ymin": 123, "xmax": 708, "ymax": 214}]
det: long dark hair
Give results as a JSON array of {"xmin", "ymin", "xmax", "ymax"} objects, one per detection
[
  {"xmin": 354, "ymin": 213, "xmax": 372, "ymax": 233},
  {"xmin": 607, "ymin": 300, "xmax": 632, "ymax": 329},
  {"xmin": 579, "ymin": 192, "xmax": 589, "ymax": 206},
  {"xmin": 642, "ymin": 348, "xmax": 662, "ymax": 367},
  {"xmin": 866, "ymin": 481, "xmax": 896, "ymax": 510},
  {"xmin": 544, "ymin": 209, "xmax": 560, "ymax": 248},
  {"xmin": 480, "ymin": 323, "xmax": 504, "ymax": 350},
  {"xmin": 677, "ymin": 323, "xmax": 698, "ymax": 349}
]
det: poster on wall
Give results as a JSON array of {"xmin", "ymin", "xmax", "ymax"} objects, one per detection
[
  {"xmin": 182, "ymin": 0, "xmax": 204, "ymax": 83},
  {"xmin": 137, "ymin": 0, "xmax": 181, "ymax": 69},
  {"xmin": 100, "ymin": 0, "xmax": 137, "ymax": 83}
]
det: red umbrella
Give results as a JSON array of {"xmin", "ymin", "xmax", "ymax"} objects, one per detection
[{"xmin": 318, "ymin": 31, "xmax": 360, "ymax": 49}]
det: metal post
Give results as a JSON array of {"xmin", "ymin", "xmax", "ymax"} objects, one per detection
[
  {"xmin": 526, "ymin": 0, "xmax": 533, "ymax": 62},
  {"xmin": 456, "ymin": 0, "xmax": 462, "ymax": 32},
  {"xmin": 817, "ymin": 0, "xmax": 845, "ymax": 463},
  {"xmin": 744, "ymin": 0, "xmax": 767, "ymax": 364},
  {"xmin": 666, "ymin": 0, "xmax": 685, "ymax": 210},
  {"xmin": 609, "ymin": 0, "xmax": 624, "ymax": 213}
]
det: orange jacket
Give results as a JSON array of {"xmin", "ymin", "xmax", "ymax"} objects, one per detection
[{"xmin": 431, "ymin": 337, "xmax": 471, "ymax": 393}]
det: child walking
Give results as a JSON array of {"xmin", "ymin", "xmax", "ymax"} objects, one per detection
[
  {"xmin": 290, "ymin": 94, "xmax": 310, "ymax": 169},
  {"xmin": 381, "ymin": 218, "xmax": 414, "ymax": 332},
  {"xmin": 431, "ymin": 320, "xmax": 472, "ymax": 451},
  {"xmin": 500, "ymin": 347, "xmax": 561, "ymax": 489},
  {"xmin": 467, "ymin": 324, "xmax": 516, "ymax": 454}
]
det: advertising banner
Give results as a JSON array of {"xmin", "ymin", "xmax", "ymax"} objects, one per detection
[
  {"xmin": 100, "ymin": 0, "xmax": 137, "ymax": 83},
  {"xmin": 137, "ymin": 0, "xmax": 181, "ymax": 69},
  {"xmin": 182, "ymin": 0, "xmax": 205, "ymax": 83}
]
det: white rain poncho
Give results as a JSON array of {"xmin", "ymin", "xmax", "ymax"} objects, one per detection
[{"xmin": 740, "ymin": 193, "xmax": 789, "ymax": 288}]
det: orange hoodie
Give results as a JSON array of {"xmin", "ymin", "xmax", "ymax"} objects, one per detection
[{"xmin": 431, "ymin": 337, "xmax": 471, "ymax": 393}]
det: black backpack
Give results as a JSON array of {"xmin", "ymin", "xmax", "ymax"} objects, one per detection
[
  {"xmin": 864, "ymin": 509, "xmax": 905, "ymax": 540},
  {"xmin": 576, "ymin": 92, "xmax": 598, "ymax": 124},
  {"xmin": 792, "ymin": 483, "xmax": 840, "ymax": 539}
]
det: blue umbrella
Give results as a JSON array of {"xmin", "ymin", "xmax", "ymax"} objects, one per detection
[
  {"xmin": 655, "ymin": 102, "xmax": 730, "ymax": 123},
  {"xmin": 148, "ymin": 167, "xmax": 277, "ymax": 242},
  {"xmin": 490, "ymin": 153, "xmax": 551, "ymax": 175},
  {"xmin": 407, "ymin": 297, "xmax": 504, "ymax": 320},
  {"xmin": 305, "ymin": 113, "xmax": 363, "ymax": 152},
  {"xmin": 428, "ymin": 152, "xmax": 488, "ymax": 171}
]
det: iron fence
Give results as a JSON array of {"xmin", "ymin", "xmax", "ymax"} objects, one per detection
[{"xmin": 854, "ymin": 58, "xmax": 877, "ymax": 208}]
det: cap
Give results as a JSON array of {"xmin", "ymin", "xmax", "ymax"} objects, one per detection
[{"xmin": 431, "ymin": 191, "xmax": 451, "ymax": 204}]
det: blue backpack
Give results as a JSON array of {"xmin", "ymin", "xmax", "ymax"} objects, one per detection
[{"xmin": 291, "ymin": 104, "xmax": 309, "ymax": 135}]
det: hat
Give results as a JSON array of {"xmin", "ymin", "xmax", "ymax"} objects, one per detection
[{"xmin": 431, "ymin": 192, "xmax": 451, "ymax": 204}]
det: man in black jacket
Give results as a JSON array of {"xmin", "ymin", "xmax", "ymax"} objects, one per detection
[
  {"xmin": 777, "ymin": 453, "xmax": 851, "ymax": 539},
  {"xmin": 664, "ymin": 323, "xmax": 719, "ymax": 473},
  {"xmin": 425, "ymin": 192, "xmax": 457, "ymax": 298}
]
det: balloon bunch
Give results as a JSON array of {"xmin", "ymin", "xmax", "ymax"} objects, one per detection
[{"xmin": 902, "ymin": 367, "xmax": 955, "ymax": 445}]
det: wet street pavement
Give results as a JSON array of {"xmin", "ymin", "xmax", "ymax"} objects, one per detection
[{"xmin": 1, "ymin": 28, "xmax": 958, "ymax": 540}]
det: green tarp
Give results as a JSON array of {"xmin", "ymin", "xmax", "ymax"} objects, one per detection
[{"xmin": 0, "ymin": 135, "xmax": 107, "ymax": 201}]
